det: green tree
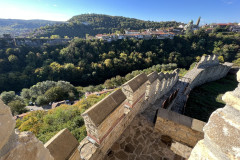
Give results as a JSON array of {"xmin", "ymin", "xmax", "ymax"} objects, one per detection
[
  {"xmin": 8, "ymin": 100, "xmax": 27, "ymax": 115},
  {"xmin": 0, "ymin": 91, "xmax": 16, "ymax": 104},
  {"xmin": 44, "ymin": 86, "xmax": 68, "ymax": 103},
  {"xmin": 218, "ymin": 56, "xmax": 224, "ymax": 63},
  {"xmin": 50, "ymin": 35, "xmax": 61, "ymax": 39}
]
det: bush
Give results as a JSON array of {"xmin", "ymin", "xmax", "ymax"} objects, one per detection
[
  {"xmin": 8, "ymin": 100, "xmax": 27, "ymax": 115},
  {"xmin": 0, "ymin": 91, "xmax": 16, "ymax": 104}
]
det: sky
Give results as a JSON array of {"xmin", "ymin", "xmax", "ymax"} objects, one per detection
[{"xmin": 0, "ymin": 0, "xmax": 240, "ymax": 24}]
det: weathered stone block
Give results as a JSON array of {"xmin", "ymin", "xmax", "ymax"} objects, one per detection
[
  {"xmin": 1, "ymin": 132, "xmax": 53, "ymax": 160},
  {"xmin": 44, "ymin": 128, "xmax": 79, "ymax": 160},
  {"xmin": 82, "ymin": 89, "xmax": 126, "ymax": 127},
  {"xmin": 0, "ymin": 100, "xmax": 16, "ymax": 150}
]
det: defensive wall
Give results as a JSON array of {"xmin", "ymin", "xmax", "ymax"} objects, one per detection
[
  {"xmin": 0, "ymin": 38, "xmax": 71, "ymax": 47},
  {"xmin": 0, "ymin": 54, "xmax": 237, "ymax": 160},
  {"xmin": 185, "ymin": 55, "xmax": 232, "ymax": 94},
  {"xmin": 171, "ymin": 55, "xmax": 233, "ymax": 113}
]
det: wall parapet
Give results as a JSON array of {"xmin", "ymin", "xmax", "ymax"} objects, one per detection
[
  {"xmin": 155, "ymin": 108, "xmax": 205, "ymax": 147},
  {"xmin": 44, "ymin": 128, "xmax": 79, "ymax": 160},
  {"xmin": 196, "ymin": 55, "xmax": 219, "ymax": 69},
  {"xmin": 80, "ymin": 71, "xmax": 179, "ymax": 159}
]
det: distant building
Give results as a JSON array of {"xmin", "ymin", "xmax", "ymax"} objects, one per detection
[
  {"xmin": 95, "ymin": 29, "xmax": 175, "ymax": 41},
  {"xmin": 205, "ymin": 28, "xmax": 213, "ymax": 33},
  {"xmin": 183, "ymin": 17, "xmax": 201, "ymax": 32},
  {"xmin": 230, "ymin": 25, "xmax": 240, "ymax": 32},
  {"xmin": 14, "ymin": 112, "xmax": 30, "ymax": 120},
  {"xmin": 51, "ymin": 101, "xmax": 67, "ymax": 109},
  {"xmin": 210, "ymin": 23, "xmax": 233, "ymax": 28},
  {"xmin": 124, "ymin": 30, "xmax": 140, "ymax": 35},
  {"xmin": 26, "ymin": 105, "xmax": 44, "ymax": 111}
]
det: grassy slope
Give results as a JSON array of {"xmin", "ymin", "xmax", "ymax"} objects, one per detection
[{"xmin": 184, "ymin": 74, "xmax": 238, "ymax": 122}]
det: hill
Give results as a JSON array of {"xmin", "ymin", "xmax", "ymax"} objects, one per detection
[
  {"xmin": 0, "ymin": 19, "xmax": 63, "ymax": 37},
  {"xmin": 33, "ymin": 14, "xmax": 182, "ymax": 38}
]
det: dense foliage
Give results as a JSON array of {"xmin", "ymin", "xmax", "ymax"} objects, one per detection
[
  {"xmin": 77, "ymin": 63, "xmax": 179, "ymax": 95},
  {"xmin": 34, "ymin": 14, "xmax": 181, "ymax": 38},
  {"xmin": 16, "ymin": 92, "xmax": 110, "ymax": 143},
  {"xmin": 1, "ymin": 31, "xmax": 240, "ymax": 92},
  {"xmin": 0, "ymin": 80, "xmax": 78, "ymax": 115}
]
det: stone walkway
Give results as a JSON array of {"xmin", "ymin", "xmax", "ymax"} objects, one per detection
[
  {"xmin": 103, "ymin": 82, "xmax": 192, "ymax": 160},
  {"xmin": 104, "ymin": 115, "xmax": 186, "ymax": 160}
]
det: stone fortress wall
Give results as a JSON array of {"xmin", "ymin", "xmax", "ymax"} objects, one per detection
[
  {"xmin": 185, "ymin": 55, "xmax": 232, "ymax": 94},
  {"xmin": 171, "ymin": 55, "xmax": 233, "ymax": 113},
  {"xmin": 0, "ymin": 55, "xmax": 237, "ymax": 160},
  {"xmin": 0, "ymin": 38, "xmax": 71, "ymax": 47},
  {"xmin": 79, "ymin": 69, "xmax": 180, "ymax": 160}
]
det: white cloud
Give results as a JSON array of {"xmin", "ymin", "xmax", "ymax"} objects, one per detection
[
  {"xmin": 222, "ymin": 0, "xmax": 234, "ymax": 5},
  {"xmin": 53, "ymin": 4, "xmax": 57, "ymax": 7}
]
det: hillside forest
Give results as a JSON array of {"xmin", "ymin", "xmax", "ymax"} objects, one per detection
[{"xmin": 0, "ymin": 30, "xmax": 240, "ymax": 93}]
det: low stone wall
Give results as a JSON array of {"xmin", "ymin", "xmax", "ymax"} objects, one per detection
[
  {"xmin": 189, "ymin": 69, "xmax": 240, "ymax": 159},
  {"xmin": 44, "ymin": 128, "xmax": 79, "ymax": 160},
  {"xmin": 155, "ymin": 108, "xmax": 205, "ymax": 147}
]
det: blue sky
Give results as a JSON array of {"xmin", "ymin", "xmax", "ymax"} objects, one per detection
[{"xmin": 0, "ymin": 0, "xmax": 239, "ymax": 24}]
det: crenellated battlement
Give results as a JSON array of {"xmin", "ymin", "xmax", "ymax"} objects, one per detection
[
  {"xmin": 78, "ymin": 70, "xmax": 180, "ymax": 159},
  {"xmin": 196, "ymin": 55, "xmax": 219, "ymax": 68}
]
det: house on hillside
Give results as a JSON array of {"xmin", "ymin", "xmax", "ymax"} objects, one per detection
[
  {"xmin": 14, "ymin": 112, "xmax": 30, "ymax": 120},
  {"xmin": 51, "ymin": 100, "xmax": 67, "ymax": 109},
  {"xmin": 125, "ymin": 30, "xmax": 140, "ymax": 35},
  {"xmin": 230, "ymin": 25, "xmax": 240, "ymax": 32}
]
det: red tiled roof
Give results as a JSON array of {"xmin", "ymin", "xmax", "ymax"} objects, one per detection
[
  {"xmin": 14, "ymin": 112, "xmax": 30, "ymax": 119},
  {"xmin": 95, "ymin": 34, "xmax": 103, "ymax": 37},
  {"xmin": 217, "ymin": 23, "xmax": 232, "ymax": 26},
  {"xmin": 126, "ymin": 30, "xmax": 139, "ymax": 32}
]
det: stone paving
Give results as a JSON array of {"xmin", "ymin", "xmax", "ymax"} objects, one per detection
[{"xmin": 104, "ymin": 115, "xmax": 186, "ymax": 160}]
